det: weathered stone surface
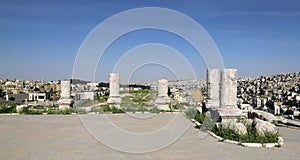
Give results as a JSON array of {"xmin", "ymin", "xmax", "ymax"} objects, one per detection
[
  {"xmin": 85, "ymin": 107, "xmax": 92, "ymax": 112},
  {"xmin": 216, "ymin": 69, "xmax": 245, "ymax": 121},
  {"xmin": 221, "ymin": 119, "xmax": 247, "ymax": 135},
  {"xmin": 158, "ymin": 79, "xmax": 168, "ymax": 97},
  {"xmin": 245, "ymin": 119, "xmax": 253, "ymax": 126},
  {"xmin": 109, "ymin": 73, "xmax": 120, "ymax": 97},
  {"xmin": 220, "ymin": 69, "xmax": 237, "ymax": 106},
  {"xmin": 253, "ymin": 118, "xmax": 277, "ymax": 136},
  {"xmin": 221, "ymin": 119, "xmax": 236, "ymax": 128},
  {"xmin": 249, "ymin": 110, "xmax": 287, "ymax": 123},
  {"xmin": 218, "ymin": 106, "xmax": 246, "ymax": 119},
  {"xmin": 206, "ymin": 69, "xmax": 219, "ymax": 108},
  {"xmin": 278, "ymin": 136, "xmax": 284, "ymax": 146},
  {"xmin": 107, "ymin": 73, "xmax": 122, "ymax": 105},
  {"xmin": 155, "ymin": 79, "xmax": 170, "ymax": 110},
  {"xmin": 234, "ymin": 122, "xmax": 248, "ymax": 135},
  {"xmin": 58, "ymin": 80, "xmax": 73, "ymax": 110},
  {"xmin": 107, "ymin": 98, "xmax": 122, "ymax": 105},
  {"xmin": 155, "ymin": 98, "xmax": 170, "ymax": 105},
  {"xmin": 60, "ymin": 80, "xmax": 71, "ymax": 98}
]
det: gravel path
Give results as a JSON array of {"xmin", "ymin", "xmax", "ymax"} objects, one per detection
[{"xmin": 0, "ymin": 114, "xmax": 299, "ymax": 160}]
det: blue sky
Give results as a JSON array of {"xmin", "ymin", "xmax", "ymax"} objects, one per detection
[{"xmin": 0, "ymin": 0, "xmax": 300, "ymax": 82}]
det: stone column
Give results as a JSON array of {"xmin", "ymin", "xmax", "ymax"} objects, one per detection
[
  {"xmin": 110, "ymin": 73, "xmax": 119, "ymax": 97},
  {"xmin": 220, "ymin": 69, "xmax": 237, "ymax": 106},
  {"xmin": 58, "ymin": 80, "xmax": 74, "ymax": 110},
  {"xmin": 217, "ymin": 69, "xmax": 245, "ymax": 121},
  {"xmin": 155, "ymin": 79, "xmax": 170, "ymax": 111},
  {"xmin": 107, "ymin": 73, "xmax": 122, "ymax": 107},
  {"xmin": 61, "ymin": 80, "xmax": 71, "ymax": 98},
  {"xmin": 158, "ymin": 79, "xmax": 168, "ymax": 97},
  {"xmin": 206, "ymin": 69, "xmax": 220, "ymax": 108}
]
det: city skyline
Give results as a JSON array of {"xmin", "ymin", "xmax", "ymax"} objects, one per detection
[{"xmin": 1, "ymin": 0, "xmax": 300, "ymax": 82}]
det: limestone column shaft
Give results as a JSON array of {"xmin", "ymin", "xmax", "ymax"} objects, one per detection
[
  {"xmin": 107, "ymin": 73, "xmax": 122, "ymax": 105},
  {"xmin": 207, "ymin": 69, "xmax": 220, "ymax": 107},
  {"xmin": 220, "ymin": 69, "xmax": 237, "ymax": 106}
]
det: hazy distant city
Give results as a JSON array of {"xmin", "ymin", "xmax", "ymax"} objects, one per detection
[{"xmin": 1, "ymin": 71, "xmax": 300, "ymax": 120}]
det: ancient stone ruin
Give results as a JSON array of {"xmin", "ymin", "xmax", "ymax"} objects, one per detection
[
  {"xmin": 206, "ymin": 69, "xmax": 278, "ymax": 136},
  {"xmin": 206, "ymin": 69, "xmax": 244, "ymax": 121},
  {"xmin": 206, "ymin": 69, "xmax": 220, "ymax": 109},
  {"xmin": 58, "ymin": 80, "xmax": 74, "ymax": 110},
  {"xmin": 217, "ymin": 69, "xmax": 244, "ymax": 121},
  {"xmin": 155, "ymin": 79, "xmax": 170, "ymax": 111},
  {"xmin": 107, "ymin": 73, "xmax": 122, "ymax": 108}
]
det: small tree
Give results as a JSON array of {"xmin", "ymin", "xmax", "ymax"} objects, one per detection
[
  {"xmin": 266, "ymin": 100, "xmax": 274, "ymax": 110},
  {"xmin": 0, "ymin": 89, "xmax": 4, "ymax": 98},
  {"xmin": 9, "ymin": 97, "xmax": 15, "ymax": 101}
]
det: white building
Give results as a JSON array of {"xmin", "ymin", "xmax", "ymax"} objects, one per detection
[
  {"xmin": 240, "ymin": 103, "xmax": 253, "ymax": 111},
  {"xmin": 76, "ymin": 91, "xmax": 96, "ymax": 100},
  {"xmin": 87, "ymin": 82, "xmax": 99, "ymax": 91},
  {"xmin": 29, "ymin": 92, "xmax": 50, "ymax": 102}
]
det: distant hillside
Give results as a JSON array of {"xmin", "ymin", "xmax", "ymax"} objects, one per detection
[{"xmin": 70, "ymin": 79, "xmax": 90, "ymax": 85}]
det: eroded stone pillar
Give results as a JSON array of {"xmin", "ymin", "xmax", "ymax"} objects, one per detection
[
  {"xmin": 58, "ymin": 80, "xmax": 74, "ymax": 110},
  {"xmin": 107, "ymin": 73, "xmax": 122, "ymax": 107},
  {"xmin": 206, "ymin": 69, "xmax": 220, "ymax": 108},
  {"xmin": 109, "ymin": 73, "xmax": 120, "ymax": 97},
  {"xmin": 155, "ymin": 79, "xmax": 170, "ymax": 110},
  {"xmin": 61, "ymin": 80, "xmax": 71, "ymax": 98},
  {"xmin": 217, "ymin": 69, "xmax": 245, "ymax": 121},
  {"xmin": 220, "ymin": 69, "xmax": 237, "ymax": 106},
  {"xmin": 158, "ymin": 79, "xmax": 168, "ymax": 97}
]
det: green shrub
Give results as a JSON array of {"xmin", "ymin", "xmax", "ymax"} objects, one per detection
[
  {"xmin": 184, "ymin": 108, "xmax": 197, "ymax": 119},
  {"xmin": 0, "ymin": 104, "xmax": 17, "ymax": 113},
  {"xmin": 0, "ymin": 105, "xmax": 9, "ymax": 113},
  {"xmin": 76, "ymin": 108, "xmax": 87, "ymax": 114},
  {"xmin": 149, "ymin": 106, "xmax": 160, "ymax": 113},
  {"xmin": 184, "ymin": 108, "xmax": 212, "ymax": 130},
  {"xmin": 124, "ymin": 106, "xmax": 137, "ymax": 113},
  {"xmin": 102, "ymin": 105, "xmax": 111, "ymax": 112},
  {"xmin": 212, "ymin": 125, "xmax": 239, "ymax": 141},
  {"xmin": 194, "ymin": 112, "xmax": 206, "ymax": 124},
  {"xmin": 101, "ymin": 105, "xmax": 125, "ymax": 113},
  {"xmin": 47, "ymin": 108, "xmax": 77, "ymax": 115},
  {"xmin": 47, "ymin": 109, "xmax": 60, "ymax": 114},
  {"xmin": 91, "ymin": 107, "xmax": 103, "ymax": 113},
  {"xmin": 98, "ymin": 96, "xmax": 109, "ymax": 103},
  {"xmin": 59, "ymin": 108, "xmax": 77, "ymax": 114},
  {"xmin": 111, "ymin": 106, "xmax": 125, "ymax": 114},
  {"xmin": 33, "ymin": 105, "xmax": 45, "ymax": 109},
  {"xmin": 136, "ymin": 106, "xmax": 147, "ymax": 113},
  {"xmin": 212, "ymin": 124, "xmax": 279, "ymax": 143},
  {"xmin": 20, "ymin": 108, "xmax": 44, "ymax": 115},
  {"xmin": 172, "ymin": 103, "xmax": 185, "ymax": 110}
]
